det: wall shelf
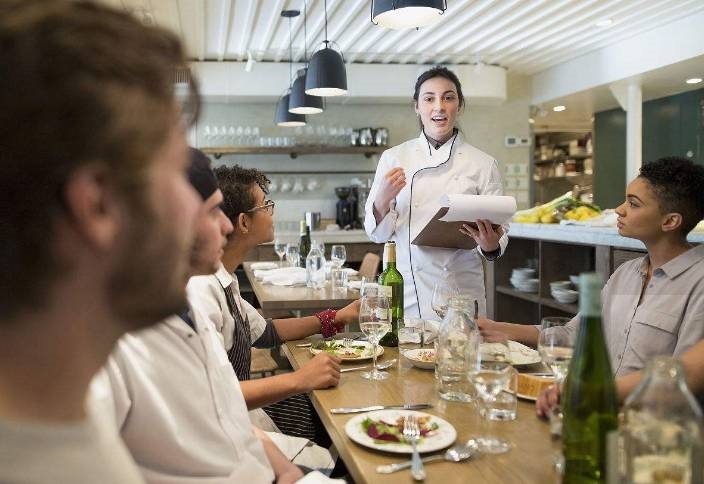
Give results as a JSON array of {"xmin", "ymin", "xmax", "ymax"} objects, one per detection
[
  {"xmin": 201, "ymin": 145, "xmax": 386, "ymax": 159},
  {"xmin": 534, "ymin": 153, "xmax": 592, "ymax": 165}
]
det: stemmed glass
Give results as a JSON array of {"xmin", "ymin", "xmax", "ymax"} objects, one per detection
[
  {"xmin": 431, "ymin": 278, "xmax": 458, "ymax": 320},
  {"xmin": 273, "ymin": 239, "xmax": 287, "ymax": 268},
  {"xmin": 359, "ymin": 296, "xmax": 391, "ymax": 381},
  {"xmin": 467, "ymin": 347, "xmax": 513, "ymax": 454},
  {"xmin": 285, "ymin": 243, "xmax": 300, "ymax": 268},
  {"xmin": 538, "ymin": 317, "xmax": 574, "ymax": 433},
  {"xmin": 331, "ymin": 245, "xmax": 346, "ymax": 269}
]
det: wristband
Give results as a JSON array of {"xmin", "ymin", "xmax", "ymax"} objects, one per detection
[{"xmin": 316, "ymin": 309, "xmax": 341, "ymax": 338}]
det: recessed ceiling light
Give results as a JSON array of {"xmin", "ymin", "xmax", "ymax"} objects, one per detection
[
  {"xmin": 528, "ymin": 118, "xmax": 535, "ymax": 124},
  {"xmin": 595, "ymin": 18, "xmax": 613, "ymax": 27},
  {"xmin": 553, "ymin": 105, "xmax": 566, "ymax": 112},
  {"xmin": 686, "ymin": 78, "xmax": 703, "ymax": 84}
]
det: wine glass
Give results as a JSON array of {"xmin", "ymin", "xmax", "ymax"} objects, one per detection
[
  {"xmin": 273, "ymin": 239, "xmax": 287, "ymax": 267},
  {"xmin": 467, "ymin": 353, "xmax": 513, "ymax": 454},
  {"xmin": 359, "ymin": 296, "xmax": 391, "ymax": 381},
  {"xmin": 285, "ymin": 243, "xmax": 299, "ymax": 268},
  {"xmin": 538, "ymin": 317, "xmax": 574, "ymax": 434},
  {"xmin": 330, "ymin": 245, "xmax": 347, "ymax": 269},
  {"xmin": 431, "ymin": 279, "xmax": 458, "ymax": 320}
]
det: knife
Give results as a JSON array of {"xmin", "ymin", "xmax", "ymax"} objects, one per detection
[{"xmin": 330, "ymin": 403, "xmax": 432, "ymax": 414}]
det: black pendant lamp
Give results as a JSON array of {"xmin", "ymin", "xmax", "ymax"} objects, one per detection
[
  {"xmin": 289, "ymin": 1, "xmax": 324, "ymax": 114},
  {"xmin": 371, "ymin": 0, "xmax": 446, "ymax": 30},
  {"xmin": 275, "ymin": 10, "xmax": 306, "ymax": 127},
  {"xmin": 305, "ymin": 0, "xmax": 347, "ymax": 97}
]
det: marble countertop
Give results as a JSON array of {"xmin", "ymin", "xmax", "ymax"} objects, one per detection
[
  {"xmin": 508, "ymin": 223, "xmax": 704, "ymax": 249},
  {"xmin": 264, "ymin": 229, "xmax": 374, "ymax": 244}
]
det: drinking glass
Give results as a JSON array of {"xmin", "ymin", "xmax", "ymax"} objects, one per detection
[
  {"xmin": 431, "ymin": 279, "xmax": 458, "ymax": 320},
  {"xmin": 273, "ymin": 239, "xmax": 287, "ymax": 267},
  {"xmin": 359, "ymin": 296, "xmax": 391, "ymax": 381},
  {"xmin": 538, "ymin": 317, "xmax": 574, "ymax": 435},
  {"xmin": 360, "ymin": 276, "xmax": 378, "ymax": 298},
  {"xmin": 467, "ymin": 356, "xmax": 513, "ymax": 454},
  {"xmin": 330, "ymin": 245, "xmax": 347, "ymax": 269},
  {"xmin": 285, "ymin": 244, "xmax": 300, "ymax": 268}
]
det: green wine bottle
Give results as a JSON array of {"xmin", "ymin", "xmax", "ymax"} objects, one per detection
[
  {"xmin": 298, "ymin": 220, "xmax": 310, "ymax": 268},
  {"xmin": 378, "ymin": 241, "xmax": 402, "ymax": 347},
  {"xmin": 562, "ymin": 272, "xmax": 618, "ymax": 484}
]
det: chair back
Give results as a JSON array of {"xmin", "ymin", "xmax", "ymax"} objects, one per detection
[{"xmin": 358, "ymin": 252, "xmax": 381, "ymax": 279}]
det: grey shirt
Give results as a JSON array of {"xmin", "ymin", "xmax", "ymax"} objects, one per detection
[{"xmin": 564, "ymin": 244, "xmax": 704, "ymax": 377}]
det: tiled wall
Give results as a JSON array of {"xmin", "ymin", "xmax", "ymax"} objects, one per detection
[{"xmin": 197, "ymin": 74, "xmax": 532, "ymax": 224}]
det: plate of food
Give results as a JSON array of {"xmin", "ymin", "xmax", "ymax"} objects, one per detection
[
  {"xmin": 310, "ymin": 340, "xmax": 383, "ymax": 361},
  {"xmin": 403, "ymin": 348, "xmax": 436, "ymax": 370},
  {"xmin": 345, "ymin": 410, "xmax": 456, "ymax": 454},
  {"xmin": 480, "ymin": 340, "xmax": 542, "ymax": 366}
]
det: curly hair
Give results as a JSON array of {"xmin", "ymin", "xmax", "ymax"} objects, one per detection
[
  {"xmin": 639, "ymin": 156, "xmax": 704, "ymax": 235},
  {"xmin": 214, "ymin": 165, "xmax": 271, "ymax": 224},
  {"xmin": 0, "ymin": 0, "xmax": 197, "ymax": 318}
]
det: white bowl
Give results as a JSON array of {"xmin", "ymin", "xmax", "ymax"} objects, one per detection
[
  {"xmin": 549, "ymin": 280, "xmax": 572, "ymax": 290},
  {"xmin": 553, "ymin": 289, "xmax": 578, "ymax": 304},
  {"xmin": 569, "ymin": 275, "xmax": 580, "ymax": 287}
]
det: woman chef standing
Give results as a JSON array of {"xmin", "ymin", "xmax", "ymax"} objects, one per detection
[{"xmin": 364, "ymin": 66, "xmax": 508, "ymax": 320}]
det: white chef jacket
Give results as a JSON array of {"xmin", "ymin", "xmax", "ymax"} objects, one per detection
[
  {"xmin": 103, "ymin": 307, "xmax": 275, "ymax": 484},
  {"xmin": 364, "ymin": 131, "xmax": 509, "ymax": 320}
]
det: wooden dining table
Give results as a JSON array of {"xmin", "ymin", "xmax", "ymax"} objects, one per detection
[
  {"xmin": 243, "ymin": 262, "xmax": 360, "ymax": 317},
  {"xmin": 283, "ymin": 341, "xmax": 559, "ymax": 484}
]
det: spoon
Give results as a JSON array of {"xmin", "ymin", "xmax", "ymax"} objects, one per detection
[
  {"xmin": 375, "ymin": 440, "xmax": 479, "ymax": 474},
  {"xmin": 340, "ymin": 359, "xmax": 397, "ymax": 373}
]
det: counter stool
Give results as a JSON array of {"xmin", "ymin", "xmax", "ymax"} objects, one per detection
[{"xmin": 250, "ymin": 348, "xmax": 279, "ymax": 378}]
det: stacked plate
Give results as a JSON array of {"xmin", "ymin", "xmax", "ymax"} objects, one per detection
[
  {"xmin": 510, "ymin": 267, "xmax": 538, "ymax": 293},
  {"xmin": 511, "ymin": 267, "xmax": 539, "ymax": 292},
  {"xmin": 551, "ymin": 281, "xmax": 578, "ymax": 304}
]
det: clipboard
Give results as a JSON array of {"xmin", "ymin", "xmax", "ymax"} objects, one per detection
[{"xmin": 411, "ymin": 207, "xmax": 500, "ymax": 250}]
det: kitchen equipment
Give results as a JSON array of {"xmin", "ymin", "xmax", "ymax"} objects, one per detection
[
  {"xmin": 351, "ymin": 184, "xmax": 370, "ymax": 228},
  {"xmin": 359, "ymin": 128, "xmax": 373, "ymax": 146},
  {"xmin": 374, "ymin": 127, "xmax": 389, "ymax": 146},
  {"xmin": 305, "ymin": 212, "xmax": 321, "ymax": 231},
  {"xmin": 351, "ymin": 129, "xmax": 360, "ymax": 146},
  {"xmin": 335, "ymin": 186, "xmax": 354, "ymax": 229}
]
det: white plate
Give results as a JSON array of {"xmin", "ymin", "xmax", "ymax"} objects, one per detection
[
  {"xmin": 403, "ymin": 349, "xmax": 436, "ymax": 370},
  {"xmin": 345, "ymin": 410, "xmax": 456, "ymax": 454},
  {"xmin": 480, "ymin": 340, "xmax": 542, "ymax": 366},
  {"xmin": 310, "ymin": 340, "xmax": 383, "ymax": 361}
]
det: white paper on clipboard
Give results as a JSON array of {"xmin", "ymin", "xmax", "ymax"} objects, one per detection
[{"xmin": 438, "ymin": 194, "xmax": 516, "ymax": 225}]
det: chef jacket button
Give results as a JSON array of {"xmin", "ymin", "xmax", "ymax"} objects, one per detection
[
  {"xmin": 413, "ymin": 203, "xmax": 419, "ymax": 208},
  {"xmin": 617, "ymin": 354, "xmax": 622, "ymax": 360},
  {"xmin": 624, "ymin": 328, "xmax": 628, "ymax": 334},
  {"xmin": 415, "ymin": 266, "xmax": 422, "ymax": 272}
]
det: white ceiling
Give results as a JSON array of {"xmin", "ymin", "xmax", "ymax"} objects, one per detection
[{"xmin": 103, "ymin": 0, "xmax": 704, "ymax": 76}]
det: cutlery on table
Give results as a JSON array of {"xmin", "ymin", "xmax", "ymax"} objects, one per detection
[
  {"xmin": 330, "ymin": 403, "xmax": 432, "ymax": 414},
  {"xmin": 376, "ymin": 440, "xmax": 478, "ymax": 474},
  {"xmin": 404, "ymin": 415, "xmax": 425, "ymax": 481},
  {"xmin": 340, "ymin": 359, "xmax": 397, "ymax": 373},
  {"xmin": 295, "ymin": 342, "xmax": 312, "ymax": 347}
]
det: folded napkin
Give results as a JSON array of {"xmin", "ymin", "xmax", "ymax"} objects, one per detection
[
  {"xmin": 255, "ymin": 267, "xmax": 308, "ymax": 286},
  {"xmin": 296, "ymin": 471, "xmax": 344, "ymax": 484},
  {"xmin": 250, "ymin": 261, "xmax": 279, "ymax": 270}
]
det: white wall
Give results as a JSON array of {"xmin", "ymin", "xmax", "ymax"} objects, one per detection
[{"xmin": 197, "ymin": 74, "xmax": 531, "ymax": 225}]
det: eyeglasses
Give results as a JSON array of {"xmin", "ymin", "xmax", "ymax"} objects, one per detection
[{"xmin": 247, "ymin": 199, "xmax": 275, "ymax": 215}]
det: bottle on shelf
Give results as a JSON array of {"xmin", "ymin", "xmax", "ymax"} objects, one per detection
[
  {"xmin": 298, "ymin": 220, "xmax": 311, "ymax": 268},
  {"xmin": 562, "ymin": 272, "xmax": 618, "ymax": 483},
  {"xmin": 620, "ymin": 356, "xmax": 703, "ymax": 483},
  {"xmin": 378, "ymin": 241, "xmax": 403, "ymax": 347}
]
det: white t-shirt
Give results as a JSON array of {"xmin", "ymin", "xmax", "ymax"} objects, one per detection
[
  {"xmin": 103, "ymin": 308, "xmax": 275, "ymax": 484},
  {"xmin": 0, "ymin": 394, "xmax": 144, "ymax": 484}
]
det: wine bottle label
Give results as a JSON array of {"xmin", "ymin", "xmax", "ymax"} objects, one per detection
[{"xmin": 379, "ymin": 285, "xmax": 393, "ymax": 298}]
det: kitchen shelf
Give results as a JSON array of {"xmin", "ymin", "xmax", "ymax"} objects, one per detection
[
  {"xmin": 201, "ymin": 145, "xmax": 386, "ymax": 159},
  {"xmin": 496, "ymin": 285, "xmax": 579, "ymax": 315},
  {"xmin": 533, "ymin": 172, "xmax": 593, "ymax": 182},
  {"xmin": 539, "ymin": 297, "xmax": 578, "ymax": 314},
  {"xmin": 534, "ymin": 154, "xmax": 592, "ymax": 165}
]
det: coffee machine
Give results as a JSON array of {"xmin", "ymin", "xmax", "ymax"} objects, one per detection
[
  {"xmin": 349, "ymin": 185, "xmax": 370, "ymax": 229},
  {"xmin": 335, "ymin": 187, "xmax": 354, "ymax": 229}
]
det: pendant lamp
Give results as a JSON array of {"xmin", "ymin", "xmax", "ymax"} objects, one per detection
[
  {"xmin": 371, "ymin": 0, "xmax": 446, "ymax": 30},
  {"xmin": 305, "ymin": 0, "xmax": 347, "ymax": 97},
  {"xmin": 289, "ymin": 1, "xmax": 324, "ymax": 114},
  {"xmin": 275, "ymin": 10, "xmax": 306, "ymax": 127}
]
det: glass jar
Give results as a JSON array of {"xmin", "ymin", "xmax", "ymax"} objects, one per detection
[
  {"xmin": 621, "ymin": 356, "xmax": 703, "ymax": 483},
  {"xmin": 436, "ymin": 296, "xmax": 480, "ymax": 402}
]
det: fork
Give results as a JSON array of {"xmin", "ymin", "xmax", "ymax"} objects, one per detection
[{"xmin": 403, "ymin": 415, "xmax": 426, "ymax": 481}]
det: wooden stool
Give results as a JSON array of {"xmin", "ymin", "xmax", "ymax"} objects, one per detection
[{"xmin": 250, "ymin": 348, "xmax": 279, "ymax": 378}]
